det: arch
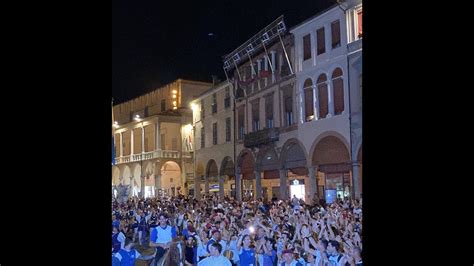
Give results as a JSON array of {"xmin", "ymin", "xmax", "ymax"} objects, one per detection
[
  {"xmin": 280, "ymin": 138, "xmax": 309, "ymax": 175},
  {"xmin": 237, "ymin": 149, "xmax": 256, "ymax": 179},
  {"xmin": 206, "ymin": 159, "xmax": 219, "ymax": 182},
  {"xmin": 332, "ymin": 67, "xmax": 344, "ymax": 115},
  {"xmin": 317, "ymin": 73, "xmax": 327, "ymax": 83},
  {"xmin": 132, "ymin": 163, "xmax": 141, "ymax": 178},
  {"xmin": 316, "ymin": 73, "xmax": 328, "ymax": 119},
  {"xmin": 309, "ymin": 131, "xmax": 350, "ymax": 162},
  {"xmin": 220, "ymin": 156, "xmax": 235, "ymax": 177},
  {"xmin": 311, "ymin": 135, "xmax": 350, "ymax": 166},
  {"xmin": 332, "ymin": 67, "xmax": 343, "ymax": 78},
  {"xmin": 144, "ymin": 161, "xmax": 154, "ymax": 176},
  {"xmin": 143, "ymin": 161, "xmax": 155, "ymax": 187},
  {"xmin": 196, "ymin": 161, "xmax": 205, "ymax": 178},
  {"xmin": 121, "ymin": 165, "xmax": 131, "ymax": 185},
  {"xmin": 112, "ymin": 166, "xmax": 121, "ymax": 185},
  {"xmin": 303, "ymin": 78, "xmax": 313, "ymax": 89},
  {"xmin": 160, "ymin": 161, "xmax": 182, "ymax": 196},
  {"xmin": 255, "ymin": 146, "xmax": 280, "ymax": 179}
]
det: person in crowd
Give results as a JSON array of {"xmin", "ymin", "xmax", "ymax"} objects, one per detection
[
  {"xmin": 197, "ymin": 242, "xmax": 232, "ymax": 266},
  {"xmin": 112, "ymin": 238, "xmax": 155, "ymax": 266},
  {"xmin": 149, "ymin": 214, "xmax": 177, "ymax": 266}
]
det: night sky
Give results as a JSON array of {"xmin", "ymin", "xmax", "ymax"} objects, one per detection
[{"xmin": 112, "ymin": 0, "xmax": 336, "ymax": 104}]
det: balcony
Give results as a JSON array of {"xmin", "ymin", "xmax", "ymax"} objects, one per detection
[
  {"xmin": 244, "ymin": 127, "xmax": 280, "ymax": 148},
  {"xmin": 348, "ymin": 38, "xmax": 362, "ymax": 54},
  {"xmin": 115, "ymin": 149, "xmax": 182, "ymax": 165}
]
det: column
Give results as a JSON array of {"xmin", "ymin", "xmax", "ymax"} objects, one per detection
[
  {"xmin": 308, "ymin": 166, "xmax": 317, "ymax": 203},
  {"xmin": 119, "ymin": 132, "xmax": 123, "ymax": 157},
  {"xmin": 129, "ymin": 176, "xmax": 134, "ymax": 198},
  {"xmin": 327, "ymin": 82, "xmax": 334, "ymax": 117},
  {"xmin": 154, "ymin": 162, "xmax": 161, "ymax": 197},
  {"xmin": 257, "ymin": 59, "xmax": 262, "ymax": 91},
  {"xmin": 219, "ymin": 175, "xmax": 225, "ymax": 200},
  {"xmin": 313, "ymin": 85, "xmax": 319, "ymax": 120},
  {"xmin": 155, "ymin": 121, "xmax": 160, "ymax": 151},
  {"xmin": 271, "ymin": 51, "xmax": 276, "ymax": 83},
  {"xmin": 130, "ymin": 128, "xmax": 134, "ymax": 156},
  {"xmin": 255, "ymin": 170, "xmax": 262, "ymax": 199},
  {"xmin": 141, "ymin": 174, "xmax": 145, "ymax": 199},
  {"xmin": 264, "ymin": 56, "xmax": 268, "ymax": 87},
  {"xmin": 235, "ymin": 168, "xmax": 242, "ymax": 202},
  {"xmin": 205, "ymin": 176, "xmax": 209, "ymax": 195},
  {"xmin": 194, "ymin": 175, "xmax": 201, "ymax": 200},
  {"xmin": 352, "ymin": 161, "xmax": 361, "ymax": 200},
  {"xmin": 141, "ymin": 124, "xmax": 145, "ymax": 154},
  {"xmin": 279, "ymin": 169, "xmax": 287, "ymax": 200}
]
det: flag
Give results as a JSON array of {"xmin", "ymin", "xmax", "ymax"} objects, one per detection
[
  {"xmin": 259, "ymin": 70, "xmax": 271, "ymax": 78},
  {"xmin": 112, "ymin": 99, "xmax": 116, "ymax": 166}
]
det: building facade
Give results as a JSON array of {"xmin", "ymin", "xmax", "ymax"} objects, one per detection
[
  {"xmin": 215, "ymin": 1, "xmax": 362, "ymax": 203},
  {"xmin": 190, "ymin": 81, "xmax": 235, "ymax": 200},
  {"xmin": 112, "ymin": 0, "xmax": 362, "ymax": 202},
  {"xmin": 112, "ymin": 79, "xmax": 211, "ymax": 198}
]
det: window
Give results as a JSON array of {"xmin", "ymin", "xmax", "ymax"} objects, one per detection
[
  {"xmin": 303, "ymin": 34, "xmax": 311, "ymax": 60},
  {"xmin": 212, "ymin": 94, "xmax": 217, "ymax": 114},
  {"xmin": 201, "ymin": 99, "xmax": 205, "ymax": 120},
  {"xmin": 201, "ymin": 127, "xmax": 205, "ymax": 148},
  {"xmin": 172, "ymin": 137, "xmax": 178, "ymax": 150},
  {"xmin": 226, "ymin": 117, "xmax": 231, "ymax": 142},
  {"xmin": 331, "ymin": 20, "xmax": 341, "ymax": 48},
  {"xmin": 224, "ymin": 87, "xmax": 230, "ymax": 108},
  {"xmin": 212, "ymin": 123, "xmax": 217, "ymax": 145},
  {"xmin": 265, "ymin": 95, "xmax": 273, "ymax": 128},
  {"xmin": 252, "ymin": 100, "xmax": 260, "ymax": 131},
  {"xmin": 317, "ymin": 27, "xmax": 325, "ymax": 55},
  {"xmin": 224, "ymin": 97, "xmax": 231, "ymax": 108},
  {"xmin": 161, "ymin": 134, "xmax": 166, "ymax": 150},
  {"xmin": 317, "ymin": 74, "xmax": 328, "ymax": 119},
  {"xmin": 281, "ymin": 53, "xmax": 290, "ymax": 76},
  {"xmin": 284, "ymin": 89, "xmax": 293, "ymax": 126},
  {"xmin": 161, "ymin": 99, "xmax": 166, "ymax": 112},
  {"xmin": 357, "ymin": 10, "xmax": 363, "ymax": 38},
  {"xmin": 332, "ymin": 68, "xmax": 344, "ymax": 115},
  {"xmin": 303, "ymin": 79, "xmax": 314, "ymax": 121},
  {"xmin": 260, "ymin": 58, "xmax": 266, "ymax": 71},
  {"xmin": 238, "ymin": 107, "xmax": 245, "ymax": 140}
]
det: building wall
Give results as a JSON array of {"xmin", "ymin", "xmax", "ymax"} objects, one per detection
[
  {"xmin": 192, "ymin": 82, "xmax": 235, "ymax": 183},
  {"xmin": 113, "ymin": 79, "xmax": 211, "ymax": 124}
]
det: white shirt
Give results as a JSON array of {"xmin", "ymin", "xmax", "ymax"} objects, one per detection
[
  {"xmin": 197, "ymin": 255, "xmax": 232, "ymax": 266},
  {"xmin": 228, "ymin": 239, "xmax": 240, "ymax": 262}
]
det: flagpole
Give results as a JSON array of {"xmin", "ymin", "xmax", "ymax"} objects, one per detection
[{"xmin": 261, "ymin": 41, "xmax": 274, "ymax": 73}]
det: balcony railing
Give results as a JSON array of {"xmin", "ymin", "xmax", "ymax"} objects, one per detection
[
  {"xmin": 114, "ymin": 149, "xmax": 183, "ymax": 164},
  {"xmin": 244, "ymin": 127, "xmax": 280, "ymax": 148}
]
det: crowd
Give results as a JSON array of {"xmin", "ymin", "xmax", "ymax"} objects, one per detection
[{"xmin": 112, "ymin": 193, "xmax": 363, "ymax": 266}]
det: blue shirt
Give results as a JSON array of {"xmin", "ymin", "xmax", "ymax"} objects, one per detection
[
  {"xmin": 112, "ymin": 248, "xmax": 140, "ymax": 266},
  {"xmin": 112, "ymin": 220, "xmax": 120, "ymax": 229},
  {"xmin": 239, "ymin": 248, "xmax": 256, "ymax": 266},
  {"xmin": 112, "ymin": 233, "xmax": 121, "ymax": 253},
  {"xmin": 262, "ymin": 250, "xmax": 277, "ymax": 266}
]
